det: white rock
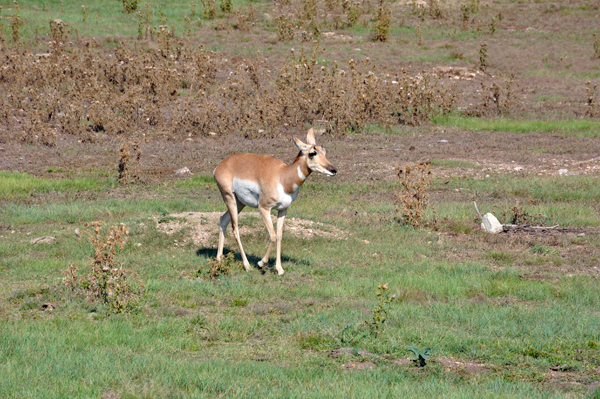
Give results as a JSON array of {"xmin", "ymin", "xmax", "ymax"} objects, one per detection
[
  {"xmin": 175, "ymin": 167, "xmax": 191, "ymax": 175},
  {"xmin": 558, "ymin": 169, "xmax": 568, "ymax": 175},
  {"xmin": 30, "ymin": 236, "xmax": 56, "ymax": 245},
  {"xmin": 514, "ymin": 166, "xmax": 523, "ymax": 171},
  {"xmin": 480, "ymin": 213, "xmax": 503, "ymax": 234}
]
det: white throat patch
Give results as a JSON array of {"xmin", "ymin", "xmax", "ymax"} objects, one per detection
[{"xmin": 297, "ymin": 166, "xmax": 307, "ymax": 181}]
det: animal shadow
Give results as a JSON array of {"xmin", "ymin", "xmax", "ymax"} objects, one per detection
[{"xmin": 195, "ymin": 247, "xmax": 310, "ymax": 275}]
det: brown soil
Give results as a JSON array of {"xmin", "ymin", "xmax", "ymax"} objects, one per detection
[{"xmin": 156, "ymin": 211, "xmax": 347, "ymax": 247}]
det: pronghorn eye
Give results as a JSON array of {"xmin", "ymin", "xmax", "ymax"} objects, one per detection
[{"xmin": 308, "ymin": 151, "xmax": 317, "ymax": 158}]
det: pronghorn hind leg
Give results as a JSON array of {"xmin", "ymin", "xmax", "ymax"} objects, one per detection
[
  {"xmin": 275, "ymin": 209, "xmax": 288, "ymax": 275},
  {"xmin": 220, "ymin": 195, "xmax": 250, "ymax": 270},
  {"xmin": 216, "ymin": 210, "xmax": 231, "ymax": 261},
  {"xmin": 258, "ymin": 207, "xmax": 276, "ymax": 268}
]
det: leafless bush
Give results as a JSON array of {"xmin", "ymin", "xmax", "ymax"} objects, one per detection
[
  {"xmin": 61, "ymin": 222, "xmax": 144, "ymax": 313},
  {"xmin": 585, "ymin": 81, "xmax": 598, "ymax": 118},
  {"xmin": 118, "ymin": 141, "xmax": 142, "ymax": 184},
  {"xmin": 0, "ymin": 28, "xmax": 457, "ymax": 143},
  {"xmin": 373, "ymin": 0, "xmax": 391, "ymax": 42},
  {"xmin": 395, "ymin": 159, "xmax": 433, "ymax": 227},
  {"xmin": 466, "ymin": 74, "xmax": 518, "ymax": 117}
]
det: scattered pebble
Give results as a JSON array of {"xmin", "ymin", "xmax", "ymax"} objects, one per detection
[{"xmin": 558, "ymin": 169, "xmax": 568, "ymax": 175}]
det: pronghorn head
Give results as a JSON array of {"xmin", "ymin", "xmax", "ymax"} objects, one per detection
[{"xmin": 293, "ymin": 128, "xmax": 337, "ymax": 176}]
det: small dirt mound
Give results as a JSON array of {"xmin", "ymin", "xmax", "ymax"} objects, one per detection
[{"xmin": 155, "ymin": 212, "xmax": 346, "ymax": 247}]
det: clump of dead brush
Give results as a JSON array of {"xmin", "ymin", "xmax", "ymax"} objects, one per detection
[
  {"xmin": 479, "ymin": 43, "xmax": 487, "ymax": 72},
  {"xmin": 301, "ymin": 0, "xmax": 318, "ymax": 24},
  {"xmin": 10, "ymin": 2, "xmax": 23, "ymax": 44},
  {"xmin": 220, "ymin": 0, "xmax": 232, "ymax": 13},
  {"xmin": 346, "ymin": 1, "xmax": 360, "ymax": 27},
  {"xmin": 470, "ymin": 74, "xmax": 517, "ymax": 116},
  {"xmin": 585, "ymin": 81, "xmax": 597, "ymax": 118},
  {"xmin": 593, "ymin": 33, "xmax": 600, "ymax": 60},
  {"xmin": 395, "ymin": 159, "xmax": 433, "ymax": 228},
  {"xmin": 82, "ymin": 5, "xmax": 88, "ymax": 22},
  {"xmin": 200, "ymin": 252, "xmax": 241, "ymax": 280},
  {"xmin": 373, "ymin": 0, "xmax": 391, "ymax": 42},
  {"xmin": 82, "ymin": 222, "xmax": 143, "ymax": 313},
  {"xmin": 276, "ymin": 13, "xmax": 296, "ymax": 41},
  {"xmin": 118, "ymin": 141, "xmax": 142, "ymax": 185},
  {"xmin": 459, "ymin": 3, "xmax": 470, "ymax": 29},
  {"xmin": 489, "ymin": 16, "xmax": 496, "ymax": 35},
  {"xmin": 122, "ymin": 0, "xmax": 139, "ymax": 13},
  {"xmin": 62, "ymin": 222, "xmax": 144, "ymax": 313},
  {"xmin": 427, "ymin": 0, "xmax": 444, "ymax": 19},
  {"xmin": 201, "ymin": 0, "xmax": 216, "ymax": 19},
  {"xmin": 416, "ymin": 24, "xmax": 423, "ymax": 45},
  {"xmin": 497, "ymin": 202, "xmax": 548, "ymax": 226}
]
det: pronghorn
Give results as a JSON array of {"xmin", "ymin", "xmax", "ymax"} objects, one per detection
[{"xmin": 213, "ymin": 128, "xmax": 337, "ymax": 275}]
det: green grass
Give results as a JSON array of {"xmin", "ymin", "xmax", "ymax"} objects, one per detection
[
  {"xmin": 0, "ymin": 171, "xmax": 114, "ymax": 199},
  {"xmin": 433, "ymin": 116, "xmax": 600, "ymax": 137},
  {"xmin": 2, "ymin": 161, "xmax": 600, "ymax": 397}
]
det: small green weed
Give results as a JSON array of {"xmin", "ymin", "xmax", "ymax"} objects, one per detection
[
  {"xmin": 523, "ymin": 347, "xmax": 551, "ymax": 358},
  {"xmin": 340, "ymin": 283, "xmax": 396, "ymax": 344},
  {"xmin": 407, "ymin": 345, "xmax": 431, "ymax": 367}
]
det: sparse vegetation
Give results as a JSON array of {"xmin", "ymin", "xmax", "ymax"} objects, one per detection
[{"xmin": 2, "ymin": 0, "xmax": 600, "ymax": 397}]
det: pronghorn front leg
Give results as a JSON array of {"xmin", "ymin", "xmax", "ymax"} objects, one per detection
[
  {"xmin": 275, "ymin": 209, "xmax": 288, "ymax": 275},
  {"xmin": 258, "ymin": 206, "xmax": 276, "ymax": 269}
]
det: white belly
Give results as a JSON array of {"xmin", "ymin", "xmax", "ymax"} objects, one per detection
[
  {"xmin": 232, "ymin": 178, "xmax": 260, "ymax": 208},
  {"xmin": 273, "ymin": 183, "xmax": 298, "ymax": 211}
]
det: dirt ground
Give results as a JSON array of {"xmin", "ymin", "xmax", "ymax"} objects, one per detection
[{"xmin": 3, "ymin": 124, "xmax": 600, "ymax": 184}]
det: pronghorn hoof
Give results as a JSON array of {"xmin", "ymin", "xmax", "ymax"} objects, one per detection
[
  {"xmin": 277, "ymin": 270, "xmax": 285, "ymax": 276},
  {"xmin": 258, "ymin": 260, "xmax": 266, "ymax": 268}
]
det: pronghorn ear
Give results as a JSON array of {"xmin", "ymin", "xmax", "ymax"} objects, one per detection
[
  {"xmin": 306, "ymin": 128, "xmax": 316, "ymax": 145},
  {"xmin": 293, "ymin": 136, "xmax": 311, "ymax": 152}
]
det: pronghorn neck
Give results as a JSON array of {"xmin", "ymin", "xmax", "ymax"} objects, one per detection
[{"xmin": 280, "ymin": 152, "xmax": 311, "ymax": 192}]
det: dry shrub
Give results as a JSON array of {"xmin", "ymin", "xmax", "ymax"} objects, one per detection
[
  {"xmin": 479, "ymin": 43, "xmax": 487, "ymax": 72},
  {"xmin": 585, "ymin": 81, "xmax": 598, "ymax": 118},
  {"xmin": 276, "ymin": 13, "xmax": 296, "ymax": 41},
  {"xmin": 466, "ymin": 74, "xmax": 518, "ymax": 117},
  {"xmin": 593, "ymin": 33, "xmax": 600, "ymax": 60},
  {"xmin": 118, "ymin": 141, "xmax": 142, "ymax": 184},
  {"xmin": 395, "ymin": 159, "xmax": 433, "ymax": 227},
  {"xmin": 121, "ymin": 0, "xmax": 139, "ymax": 14},
  {"xmin": 373, "ymin": 0, "xmax": 391, "ymax": 42},
  {"xmin": 61, "ymin": 222, "xmax": 144, "ymax": 313},
  {"xmin": 498, "ymin": 203, "xmax": 548, "ymax": 226},
  {"xmin": 0, "ymin": 27, "xmax": 457, "ymax": 143},
  {"xmin": 201, "ymin": 0, "xmax": 217, "ymax": 19},
  {"xmin": 82, "ymin": 222, "xmax": 143, "ymax": 313}
]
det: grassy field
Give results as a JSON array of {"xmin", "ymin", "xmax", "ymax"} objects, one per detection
[{"xmin": 1, "ymin": 0, "xmax": 600, "ymax": 397}]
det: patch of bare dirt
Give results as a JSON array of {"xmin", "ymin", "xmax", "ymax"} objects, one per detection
[
  {"xmin": 435, "ymin": 358, "xmax": 490, "ymax": 375},
  {"xmin": 155, "ymin": 212, "xmax": 346, "ymax": 248},
  {"xmin": 343, "ymin": 360, "xmax": 376, "ymax": 371}
]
